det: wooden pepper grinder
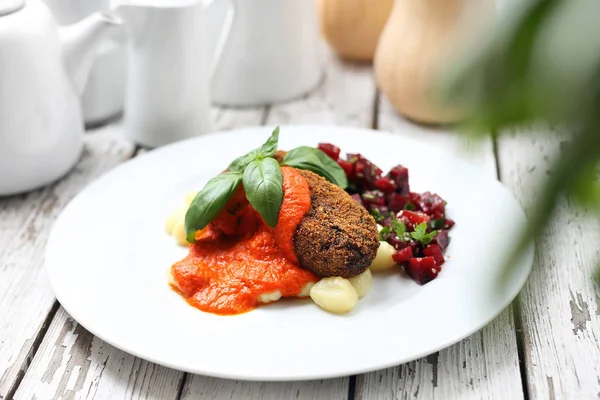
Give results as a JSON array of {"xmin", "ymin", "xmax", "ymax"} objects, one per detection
[{"xmin": 374, "ymin": 0, "xmax": 494, "ymax": 124}]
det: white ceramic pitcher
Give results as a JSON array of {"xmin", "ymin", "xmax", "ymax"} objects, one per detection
[
  {"xmin": 114, "ymin": 0, "xmax": 235, "ymax": 148},
  {"xmin": 210, "ymin": 0, "xmax": 323, "ymax": 106},
  {"xmin": 43, "ymin": 0, "xmax": 127, "ymax": 126}
]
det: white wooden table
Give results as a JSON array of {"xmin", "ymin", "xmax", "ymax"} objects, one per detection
[{"xmin": 1, "ymin": 52, "xmax": 599, "ymax": 400}]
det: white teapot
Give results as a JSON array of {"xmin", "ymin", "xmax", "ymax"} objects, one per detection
[
  {"xmin": 0, "ymin": 0, "xmax": 120, "ymax": 196},
  {"xmin": 0, "ymin": 0, "xmax": 229, "ymax": 195}
]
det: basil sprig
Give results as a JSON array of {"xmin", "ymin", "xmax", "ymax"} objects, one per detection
[
  {"xmin": 184, "ymin": 127, "xmax": 349, "ymax": 243},
  {"xmin": 282, "ymin": 146, "xmax": 348, "ymax": 189},
  {"xmin": 184, "ymin": 172, "xmax": 242, "ymax": 242},
  {"xmin": 228, "ymin": 127, "xmax": 280, "ymax": 172},
  {"xmin": 243, "ymin": 158, "xmax": 283, "ymax": 228}
]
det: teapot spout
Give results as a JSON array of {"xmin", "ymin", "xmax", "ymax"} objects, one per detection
[{"xmin": 60, "ymin": 12, "xmax": 122, "ymax": 95}]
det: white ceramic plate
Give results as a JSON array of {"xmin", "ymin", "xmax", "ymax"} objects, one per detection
[{"xmin": 45, "ymin": 125, "xmax": 534, "ymax": 381}]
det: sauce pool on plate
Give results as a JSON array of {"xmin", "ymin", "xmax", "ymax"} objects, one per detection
[{"xmin": 170, "ymin": 167, "xmax": 317, "ymax": 315}]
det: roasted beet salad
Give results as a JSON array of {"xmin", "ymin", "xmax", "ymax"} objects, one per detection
[{"xmin": 317, "ymin": 143, "xmax": 456, "ymax": 285}]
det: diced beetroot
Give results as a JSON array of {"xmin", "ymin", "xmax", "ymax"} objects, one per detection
[
  {"xmin": 433, "ymin": 230, "xmax": 450, "ymax": 251},
  {"xmin": 392, "ymin": 246, "xmax": 413, "ymax": 263},
  {"xmin": 423, "ymin": 244, "xmax": 445, "ymax": 266},
  {"xmin": 317, "ymin": 143, "xmax": 340, "ymax": 160},
  {"xmin": 337, "ymin": 160, "xmax": 354, "ymax": 177},
  {"xmin": 445, "ymin": 218, "xmax": 456, "ymax": 229},
  {"xmin": 431, "ymin": 211, "xmax": 445, "ymax": 221},
  {"xmin": 387, "ymin": 165, "xmax": 410, "ymax": 194},
  {"xmin": 397, "ymin": 210, "xmax": 431, "ymax": 226},
  {"xmin": 405, "ymin": 257, "xmax": 441, "ymax": 285},
  {"xmin": 346, "ymin": 153, "xmax": 362, "ymax": 164},
  {"xmin": 362, "ymin": 190, "xmax": 386, "ymax": 209},
  {"xmin": 375, "ymin": 177, "xmax": 396, "ymax": 193},
  {"xmin": 408, "ymin": 192, "xmax": 422, "ymax": 210},
  {"xmin": 371, "ymin": 205, "xmax": 389, "ymax": 217},
  {"xmin": 416, "ymin": 192, "xmax": 446, "ymax": 216},
  {"xmin": 354, "ymin": 163, "xmax": 365, "ymax": 180},
  {"xmin": 388, "ymin": 235, "xmax": 410, "ymax": 251},
  {"xmin": 350, "ymin": 194, "xmax": 364, "ymax": 206},
  {"xmin": 379, "ymin": 216, "xmax": 392, "ymax": 227},
  {"xmin": 361, "ymin": 160, "xmax": 383, "ymax": 190},
  {"xmin": 387, "ymin": 193, "xmax": 410, "ymax": 212}
]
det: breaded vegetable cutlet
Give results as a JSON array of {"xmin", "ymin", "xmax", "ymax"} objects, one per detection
[{"xmin": 293, "ymin": 170, "xmax": 379, "ymax": 278}]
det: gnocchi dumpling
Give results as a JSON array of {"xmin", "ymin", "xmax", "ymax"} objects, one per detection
[
  {"xmin": 166, "ymin": 192, "xmax": 199, "ymax": 246},
  {"xmin": 172, "ymin": 220, "xmax": 188, "ymax": 247},
  {"xmin": 165, "ymin": 207, "xmax": 185, "ymax": 235},
  {"xmin": 369, "ymin": 241, "xmax": 397, "ymax": 271},
  {"xmin": 185, "ymin": 191, "xmax": 198, "ymax": 206},
  {"xmin": 298, "ymin": 282, "xmax": 315, "ymax": 298},
  {"xmin": 258, "ymin": 290, "xmax": 283, "ymax": 304},
  {"xmin": 310, "ymin": 277, "xmax": 358, "ymax": 314},
  {"xmin": 348, "ymin": 269, "xmax": 372, "ymax": 298}
]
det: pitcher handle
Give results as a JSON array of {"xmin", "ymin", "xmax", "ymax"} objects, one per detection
[{"xmin": 204, "ymin": 0, "xmax": 236, "ymax": 82}]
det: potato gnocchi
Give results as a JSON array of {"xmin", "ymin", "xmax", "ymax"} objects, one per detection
[
  {"xmin": 165, "ymin": 191, "xmax": 197, "ymax": 246},
  {"xmin": 369, "ymin": 241, "xmax": 396, "ymax": 271},
  {"xmin": 310, "ymin": 277, "xmax": 359, "ymax": 314}
]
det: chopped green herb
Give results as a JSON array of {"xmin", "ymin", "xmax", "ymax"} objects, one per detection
[
  {"xmin": 391, "ymin": 218, "xmax": 406, "ymax": 236},
  {"xmin": 403, "ymin": 203, "xmax": 415, "ymax": 211},
  {"xmin": 379, "ymin": 226, "xmax": 391, "ymax": 240},
  {"xmin": 370, "ymin": 208, "xmax": 383, "ymax": 222},
  {"xmin": 410, "ymin": 222, "xmax": 438, "ymax": 246},
  {"xmin": 429, "ymin": 217, "xmax": 446, "ymax": 230}
]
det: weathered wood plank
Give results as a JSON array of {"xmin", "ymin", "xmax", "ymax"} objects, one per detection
[
  {"xmin": 181, "ymin": 47, "xmax": 375, "ymax": 400},
  {"xmin": 266, "ymin": 48, "xmax": 377, "ymax": 127},
  {"xmin": 13, "ymin": 108, "xmax": 265, "ymax": 400},
  {"xmin": 181, "ymin": 379, "xmax": 349, "ymax": 400},
  {"xmin": 354, "ymin": 98, "xmax": 524, "ymax": 400},
  {"xmin": 496, "ymin": 130, "xmax": 600, "ymax": 399},
  {"xmin": 211, "ymin": 107, "xmax": 269, "ymax": 131},
  {"xmin": 14, "ymin": 308, "xmax": 183, "ymax": 400},
  {"xmin": 0, "ymin": 125, "xmax": 135, "ymax": 400}
]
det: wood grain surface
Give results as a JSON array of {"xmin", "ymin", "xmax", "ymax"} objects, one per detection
[
  {"xmin": 2, "ymin": 52, "xmax": 599, "ymax": 400},
  {"xmin": 497, "ymin": 130, "xmax": 600, "ymax": 399}
]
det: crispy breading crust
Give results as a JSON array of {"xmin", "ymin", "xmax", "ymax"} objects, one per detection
[{"xmin": 294, "ymin": 170, "xmax": 379, "ymax": 278}]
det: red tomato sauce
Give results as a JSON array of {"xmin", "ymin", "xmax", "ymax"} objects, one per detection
[{"xmin": 170, "ymin": 167, "xmax": 317, "ymax": 315}]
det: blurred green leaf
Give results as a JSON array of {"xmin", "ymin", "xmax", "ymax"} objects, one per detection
[{"xmin": 438, "ymin": 0, "xmax": 600, "ymax": 289}]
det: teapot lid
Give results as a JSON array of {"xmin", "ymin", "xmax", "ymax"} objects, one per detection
[{"xmin": 0, "ymin": 0, "xmax": 25, "ymax": 17}]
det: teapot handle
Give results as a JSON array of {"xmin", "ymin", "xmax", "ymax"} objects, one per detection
[{"xmin": 204, "ymin": 0, "xmax": 236, "ymax": 82}]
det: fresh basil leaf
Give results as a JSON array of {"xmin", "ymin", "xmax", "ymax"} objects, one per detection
[
  {"xmin": 391, "ymin": 218, "xmax": 406, "ymax": 236},
  {"xmin": 228, "ymin": 126, "xmax": 280, "ymax": 171},
  {"xmin": 242, "ymin": 158, "xmax": 283, "ymax": 228},
  {"xmin": 185, "ymin": 172, "xmax": 242, "ymax": 243},
  {"xmin": 228, "ymin": 151, "xmax": 259, "ymax": 172},
  {"xmin": 282, "ymin": 146, "xmax": 348, "ymax": 189},
  {"xmin": 258, "ymin": 126, "xmax": 280, "ymax": 157}
]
